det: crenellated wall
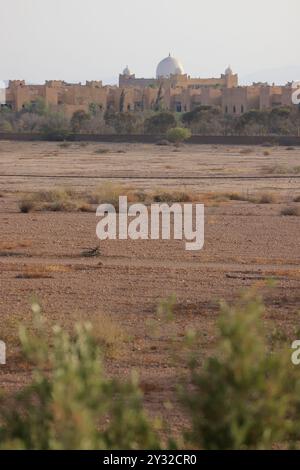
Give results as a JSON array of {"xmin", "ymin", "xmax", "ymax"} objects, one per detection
[{"xmin": 3, "ymin": 76, "xmax": 296, "ymax": 117}]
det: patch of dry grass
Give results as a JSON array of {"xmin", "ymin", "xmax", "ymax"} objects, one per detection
[
  {"xmin": 18, "ymin": 188, "xmax": 91, "ymax": 213},
  {"xmin": 76, "ymin": 202, "xmax": 95, "ymax": 212},
  {"xmin": 19, "ymin": 199, "xmax": 35, "ymax": 213},
  {"xmin": 18, "ymin": 185, "xmax": 205, "ymax": 214},
  {"xmin": 57, "ymin": 310, "xmax": 128, "ymax": 359},
  {"xmin": 263, "ymin": 165, "xmax": 300, "ymax": 175},
  {"xmin": 202, "ymin": 192, "xmax": 251, "ymax": 204},
  {"xmin": 240, "ymin": 148, "xmax": 253, "ymax": 155},
  {"xmin": 0, "ymin": 241, "xmax": 32, "ymax": 250},
  {"xmin": 90, "ymin": 186, "xmax": 204, "ymax": 206},
  {"xmin": 87, "ymin": 183, "xmax": 129, "ymax": 209},
  {"xmin": 226, "ymin": 192, "xmax": 249, "ymax": 201},
  {"xmin": 18, "ymin": 185, "xmax": 279, "ymax": 213},
  {"xmin": 130, "ymin": 190, "xmax": 147, "ymax": 203},
  {"xmin": 15, "ymin": 264, "xmax": 73, "ymax": 279},
  {"xmin": 59, "ymin": 142, "xmax": 72, "ymax": 149},
  {"xmin": 190, "ymin": 192, "xmax": 233, "ymax": 206},
  {"xmin": 87, "ymin": 313, "xmax": 128, "ymax": 358},
  {"xmin": 198, "ymin": 191, "xmax": 278, "ymax": 206},
  {"xmin": 281, "ymin": 206, "xmax": 300, "ymax": 216},
  {"xmin": 1, "ymin": 312, "xmax": 37, "ymax": 351},
  {"xmin": 16, "ymin": 271, "xmax": 53, "ymax": 280},
  {"xmin": 18, "ymin": 184, "xmax": 146, "ymax": 213},
  {"xmin": 94, "ymin": 148, "xmax": 110, "ymax": 154},
  {"xmin": 1, "ymin": 305, "xmax": 127, "ymax": 361},
  {"xmin": 151, "ymin": 189, "xmax": 194, "ymax": 203},
  {"xmin": 254, "ymin": 193, "xmax": 277, "ymax": 204}
]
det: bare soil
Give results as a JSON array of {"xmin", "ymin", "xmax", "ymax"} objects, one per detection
[{"xmin": 0, "ymin": 141, "xmax": 300, "ymax": 434}]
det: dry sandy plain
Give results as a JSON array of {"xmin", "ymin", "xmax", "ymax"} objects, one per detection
[{"xmin": 0, "ymin": 140, "xmax": 300, "ymax": 435}]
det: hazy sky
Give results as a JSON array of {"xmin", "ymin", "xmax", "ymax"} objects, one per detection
[{"xmin": 1, "ymin": 0, "xmax": 299, "ymax": 85}]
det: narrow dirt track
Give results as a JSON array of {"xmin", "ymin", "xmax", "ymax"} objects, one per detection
[{"xmin": 1, "ymin": 174, "xmax": 300, "ymax": 180}]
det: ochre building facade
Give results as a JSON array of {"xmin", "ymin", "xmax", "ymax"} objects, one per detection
[{"xmin": 3, "ymin": 55, "xmax": 296, "ymax": 118}]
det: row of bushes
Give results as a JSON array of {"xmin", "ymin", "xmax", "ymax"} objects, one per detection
[
  {"xmin": 18, "ymin": 184, "xmax": 300, "ymax": 215},
  {"xmin": 1, "ymin": 291, "xmax": 300, "ymax": 449},
  {"xmin": 1, "ymin": 99, "xmax": 300, "ymax": 138}
]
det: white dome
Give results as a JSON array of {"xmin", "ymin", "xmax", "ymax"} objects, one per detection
[
  {"xmin": 123, "ymin": 66, "xmax": 131, "ymax": 76},
  {"xmin": 156, "ymin": 54, "xmax": 184, "ymax": 79},
  {"xmin": 225, "ymin": 65, "xmax": 233, "ymax": 75}
]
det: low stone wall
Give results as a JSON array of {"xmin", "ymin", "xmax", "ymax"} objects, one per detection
[
  {"xmin": 0, "ymin": 132, "xmax": 300, "ymax": 146},
  {"xmin": 188, "ymin": 135, "xmax": 300, "ymax": 146}
]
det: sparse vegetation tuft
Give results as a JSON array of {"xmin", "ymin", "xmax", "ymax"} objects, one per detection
[
  {"xmin": 263, "ymin": 165, "xmax": 300, "ymax": 175},
  {"xmin": 240, "ymin": 148, "xmax": 253, "ymax": 155},
  {"xmin": 281, "ymin": 206, "xmax": 300, "ymax": 216},
  {"xmin": 19, "ymin": 189, "xmax": 90, "ymax": 213},
  {"xmin": 226, "ymin": 192, "xmax": 248, "ymax": 201},
  {"xmin": 18, "ymin": 184, "xmax": 151, "ymax": 213},
  {"xmin": 19, "ymin": 200, "xmax": 34, "ymax": 213},
  {"xmin": 88, "ymin": 183, "xmax": 126, "ymax": 210},
  {"xmin": 152, "ymin": 189, "xmax": 193, "ymax": 203},
  {"xmin": 59, "ymin": 142, "xmax": 72, "ymax": 149},
  {"xmin": 255, "ymin": 193, "xmax": 276, "ymax": 204},
  {"xmin": 94, "ymin": 148, "xmax": 110, "ymax": 154}
]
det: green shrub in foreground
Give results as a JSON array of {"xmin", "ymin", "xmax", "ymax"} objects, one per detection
[
  {"xmin": 180, "ymin": 291, "xmax": 300, "ymax": 450},
  {"xmin": 0, "ymin": 304, "xmax": 160, "ymax": 450}
]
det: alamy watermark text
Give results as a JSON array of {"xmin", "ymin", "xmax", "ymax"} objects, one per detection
[{"xmin": 96, "ymin": 196, "xmax": 204, "ymax": 251}]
